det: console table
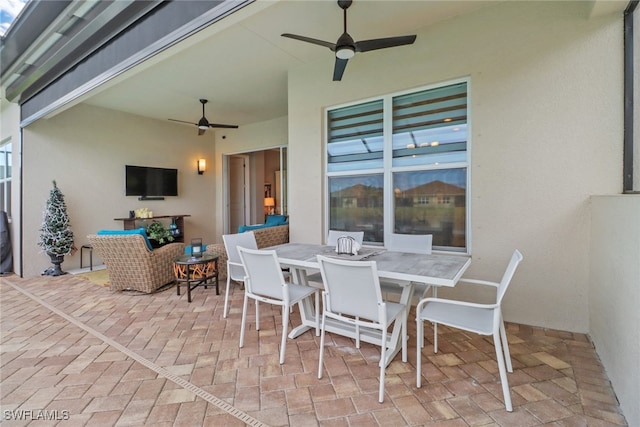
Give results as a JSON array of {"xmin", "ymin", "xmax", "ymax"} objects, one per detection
[{"xmin": 113, "ymin": 215, "xmax": 190, "ymax": 243}]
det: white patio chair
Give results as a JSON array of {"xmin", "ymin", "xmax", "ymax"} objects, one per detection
[
  {"xmin": 222, "ymin": 231, "xmax": 258, "ymax": 318},
  {"xmin": 416, "ymin": 249, "xmax": 523, "ymax": 412},
  {"xmin": 238, "ymin": 247, "xmax": 319, "ymax": 364},
  {"xmin": 380, "ymin": 234, "xmax": 433, "ymax": 299},
  {"xmin": 317, "ymin": 255, "xmax": 408, "ymax": 403},
  {"xmin": 305, "ymin": 230, "xmax": 366, "ymax": 285}
]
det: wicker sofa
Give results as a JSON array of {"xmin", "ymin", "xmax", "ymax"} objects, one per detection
[
  {"xmin": 88, "ymin": 234, "xmax": 185, "ymax": 293},
  {"xmin": 204, "ymin": 224, "xmax": 289, "ymax": 280}
]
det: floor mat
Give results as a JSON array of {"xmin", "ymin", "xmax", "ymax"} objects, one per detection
[{"xmin": 74, "ymin": 269, "xmax": 109, "ymax": 287}]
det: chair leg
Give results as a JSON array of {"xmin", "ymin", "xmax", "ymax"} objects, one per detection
[
  {"xmin": 255, "ymin": 300, "xmax": 260, "ymax": 331},
  {"xmin": 401, "ymin": 308, "xmax": 407, "ymax": 363},
  {"xmin": 433, "ymin": 322, "xmax": 439, "ymax": 353},
  {"xmin": 239, "ymin": 294, "xmax": 249, "ymax": 348},
  {"xmin": 431, "ymin": 287, "xmax": 438, "ymax": 350},
  {"xmin": 493, "ymin": 329, "xmax": 513, "ymax": 412},
  {"xmin": 378, "ymin": 329, "xmax": 386, "ymax": 403},
  {"xmin": 223, "ymin": 276, "xmax": 233, "ymax": 318},
  {"xmin": 416, "ymin": 317, "xmax": 423, "ymax": 388},
  {"xmin": 318, "ymin": 313, "xmax": 327, "ymax": 379},
  {"xmin": 279, "ymin": 305, "xmax": 289, "ymax": 365},
  {"xmin": 315, "ymin": 291, "xmax": 320, "ymax": 336},
  {"xmin": 499, "ymin": 319, "xmax": 513, "ymax": 372}
]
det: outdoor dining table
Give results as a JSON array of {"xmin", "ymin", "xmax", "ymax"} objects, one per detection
[{"xmin": 269, "ymin": 242, "xmax": 472, "ymax": 367}]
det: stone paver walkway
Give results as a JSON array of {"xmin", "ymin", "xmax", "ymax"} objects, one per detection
[{"xmin": 0, "ymin": 274, "xmax": 628, "ymax": 426}]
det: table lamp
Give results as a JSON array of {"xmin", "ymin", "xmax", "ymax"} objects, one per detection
[{"xmin": 264, "ymin": 197, "xmax": 275, "ymax": 214}]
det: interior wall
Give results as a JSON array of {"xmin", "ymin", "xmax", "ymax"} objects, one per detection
[
  {"xmin": 287, "ymin": 1, "xmax": 623, "ymax": 333},
  {"xmin": 590, "ymin": 195, "xmax": 640, "ymax": 427},
  {"xmin": 21, "ymin": 104, "xmax": 217, "ymax": 277}
]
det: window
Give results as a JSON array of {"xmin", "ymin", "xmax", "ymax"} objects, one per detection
[
  {"xmin": 0, "ymin": 142, "xmax": 11, "ymax": 216},
  {"xmin": 328, "ymin": 174, "xmax": 384, "ymax": 243},
  {"xmin": 327, "ymin": 81, "xmax": 469, "ymax": 251}
]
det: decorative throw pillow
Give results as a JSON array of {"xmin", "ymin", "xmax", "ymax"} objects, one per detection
[{"xmin": 265, "ymin": 214, "xmax": 288, "ymax": 226}]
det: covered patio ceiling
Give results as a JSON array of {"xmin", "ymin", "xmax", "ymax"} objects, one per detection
[
  {"xmin": 79, "ymin": 0, "xmax": 497, "ymax": 128},
  {"xmin": 2, "ymin": 0, "xmax": 624, "ymax": 130}
]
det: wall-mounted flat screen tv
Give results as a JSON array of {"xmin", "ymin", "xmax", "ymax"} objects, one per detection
[{"xmin": 125, "ymin": 165, "xmax": 178, "ymax": 197}]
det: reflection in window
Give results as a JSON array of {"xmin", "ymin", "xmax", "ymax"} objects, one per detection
[
  {"xmin": 393, "ymin": 169, "xmax": 466, "ymax": 249},
  {"xmin": 328, "ymin": 174, "xmax": 383, "ymax": 243}
]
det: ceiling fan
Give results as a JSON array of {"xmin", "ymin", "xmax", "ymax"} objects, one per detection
[
  {"xmin": 168, "ymin": 99, "xmax": 238, "ymax": 136},
  {"xmin": 281, "ymin": 0, "xmax": 417, "ymax": 81}
]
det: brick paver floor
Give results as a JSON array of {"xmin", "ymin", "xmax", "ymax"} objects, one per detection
[{"xmin": 0, "ymin": 273, "xmax": 628, "ymax": 426}]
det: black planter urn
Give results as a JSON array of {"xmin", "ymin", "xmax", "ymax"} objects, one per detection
[{"xmin": 43, "ymin": 253, "xmax": 67, "ymax": 276}]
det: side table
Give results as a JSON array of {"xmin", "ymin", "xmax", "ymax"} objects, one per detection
[{"xmin": 173, "ymin": 254, "xmax": 219, "ymax": 303}]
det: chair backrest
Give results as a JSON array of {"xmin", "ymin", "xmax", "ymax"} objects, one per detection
[
  {"xmin": 496, "ymin": 249, "xmax": 524, "ymax": 304},
  {"xmin": 326, "ymin": 230, "xmax": 365, "ymax": 246},
  {"xmin": 237, "ymin": 247, "xmax": 287, "ymax": 301},
  {"xmin": 317, "ymin": 255, "xmax": 383, "ymax": 323},
  {"xmin": 223, "ymin": 231, "xmax": 258, "ymax": 281},
  {"xmin": 386, "ymin": 233, "xmax": 433, "ymax": 254}
]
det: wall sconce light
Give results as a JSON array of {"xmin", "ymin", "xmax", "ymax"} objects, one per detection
[{"xmin": 197, "ymin": 159, "xmax": 206, "ymax": 175}]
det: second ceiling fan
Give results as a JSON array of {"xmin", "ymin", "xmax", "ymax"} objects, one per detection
[
  {"xmin": 281, "ymin": 0, "xmax": 417, "ymax": 81},
  {"xmin": 169, "ymin": 99, "xmax": 238, "ymax": 136}
]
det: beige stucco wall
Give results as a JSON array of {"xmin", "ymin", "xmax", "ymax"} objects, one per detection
[
  {"xmin": 21, "ymin": 104, "xmax": 221, "ymax": 277},
  {"xmin": 287, "ymin": 1, "xmax": 623, "ymax": 333},
  {"xmin": 20, "ymin": 104, "xmax": 287, "ymax": 277},
  {"xmin": 590, "ymin": 195, "xmax": 640, "ymax": 427}
]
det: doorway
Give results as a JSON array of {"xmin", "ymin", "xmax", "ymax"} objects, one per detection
[{"xmin": 224, "ymin": 147, "xmax": 287, "ymax": 234}]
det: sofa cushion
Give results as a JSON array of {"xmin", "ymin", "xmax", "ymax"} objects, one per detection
[
  {"xmin": 265, "ymin": 214, "xmax": 288, "ymax": 226},
  {"xmin": 238, "ymin": 224, "xmax": 268, "ymax": 233},
  {"xmin": 97, "ymin": 228, "xmax": 153, "ymax": 251}
]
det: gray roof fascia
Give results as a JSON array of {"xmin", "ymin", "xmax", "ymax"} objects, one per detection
[
  {"xmin": 2, "ymin": 1, "xmax": 165, "ymax": 103},
  {"xmin": 0, "ymin": 0, "xmax": 71, "ymax": 73},
  {"xmin": 20, "ymin": 0, "xmax": 253, "ymax": 127}
]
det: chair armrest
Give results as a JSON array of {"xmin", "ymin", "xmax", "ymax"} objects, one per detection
[
  {"xmin": 227, "ymin": 260, "xmax": 244, "ymax": 268},
  {"xmin": 458, "ymin": 278, "xmax": 499, "ymax": 288},
  {"xmin": 416, "ymin": 297, "xmax": 498, "ymax": 313}
]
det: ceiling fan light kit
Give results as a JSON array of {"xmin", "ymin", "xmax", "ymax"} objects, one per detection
[
  {"xmin": 168, "ymin": 98, "xmax": 238, "ymax": 135},
  {"xmin": 336, "ymin": 46, "xmax": 355, "ymax": 60},
  {"xmin": 281, "ymin": 0, "xmax": 416, "ymax": 81}
]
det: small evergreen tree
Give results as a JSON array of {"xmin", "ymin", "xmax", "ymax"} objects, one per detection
[{"xmin": 38, "ymin": 180, "xmax": 75, "ymax": 256}]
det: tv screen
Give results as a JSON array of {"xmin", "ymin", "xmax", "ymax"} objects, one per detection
[{"xmin": 125, "ymin": 165, "xmax": 178, "ymax": 197}]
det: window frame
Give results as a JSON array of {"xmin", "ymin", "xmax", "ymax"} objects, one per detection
[
  {"xmin": 0, "ymin": 140, "xmax": 12, "ymax": 217},
  {"xmin": 325, "ymin": 77, "xmax": 472, "ymax": 254}
]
